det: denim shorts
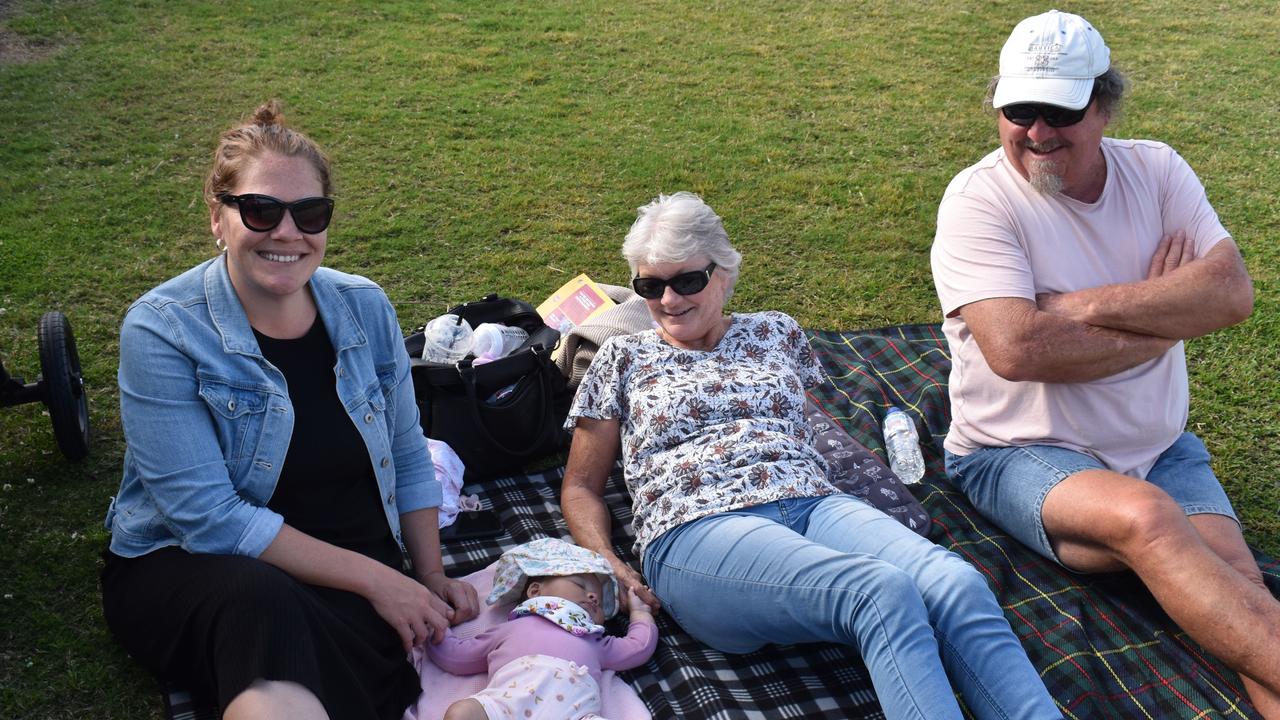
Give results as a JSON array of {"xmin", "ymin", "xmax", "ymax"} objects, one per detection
[{"xmin": 944, "ymin": 431, "xmax": 1238, "ymax": 564}]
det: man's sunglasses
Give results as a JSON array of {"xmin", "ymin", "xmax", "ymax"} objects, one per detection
[
  {"xmin": 1001, "ymin": 84, "xmax": 1099, "ymax": 128},
  {"xmin": 1000, "ymin": 103, "xmax": 1090, "ymax": 128},
  {"xmin": 217, "ymin": 193, "xmax": 335, "ymax": 234},
  {"xmin": 632, "ymin": 263, "xmax": 717, "ymax": 300}
]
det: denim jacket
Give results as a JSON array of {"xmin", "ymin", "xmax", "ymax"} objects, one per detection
[{"xmin": 105, "ymin": 255, "xmax": 440, "ymax": 558}]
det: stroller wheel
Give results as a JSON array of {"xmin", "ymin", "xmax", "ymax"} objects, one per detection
[{"xmin": 38, "ymin": 311, "xmax": 90, "ymax": 461}]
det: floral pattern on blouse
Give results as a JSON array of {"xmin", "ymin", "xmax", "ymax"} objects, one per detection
[{"xmin": 567, "ymin": 311, "xmax": 838, "ymax": 558}]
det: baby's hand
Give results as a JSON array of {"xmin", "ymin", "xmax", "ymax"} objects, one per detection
[{"xmin": 627, "ymin": 587, "xmax": 653, "ymax": 615}]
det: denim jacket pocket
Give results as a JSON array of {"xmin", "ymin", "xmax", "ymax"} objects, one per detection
[{"xmin": 198, "ymin": 378, "xmax": 271, "ymax": 478}]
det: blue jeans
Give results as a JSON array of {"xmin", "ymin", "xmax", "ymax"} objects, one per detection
[{"xmin": 643, "ymin": 495, "xmax": 1061, "ymax": 720}]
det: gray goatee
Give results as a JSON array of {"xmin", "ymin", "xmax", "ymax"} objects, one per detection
[{"xmin": 1024, "ymin": 140, "xmax": 1066, "ymax": 195}]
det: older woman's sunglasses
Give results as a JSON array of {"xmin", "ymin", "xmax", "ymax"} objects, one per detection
[
  {"xmin": 218, "ymin": 193, "xmax": 335, "ymax": 234},
  {"xmin": 631, "ymin": 263, "xmax": 717, "ymax": 300}
]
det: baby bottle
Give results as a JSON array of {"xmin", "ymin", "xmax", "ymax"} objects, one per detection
[{"xmin": 471, "ymin": 323, "xmax": 530, "ymax": 365}]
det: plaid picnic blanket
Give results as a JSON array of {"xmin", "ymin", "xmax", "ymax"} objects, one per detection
[
  {"xmin": 804, "ymin": 324, "xmax": 1280, "ymax": 719},
  {"xmin": 164, "ymin": 323, "xmax": 1278, "ymax": 719}
]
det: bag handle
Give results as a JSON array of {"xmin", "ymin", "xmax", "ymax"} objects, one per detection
[
  {"xmin": 455, "ymin": 348, "xmax": 558, "ymax": 457},
  {"xmin": 449, "ymin": 294, "xmax": 544, "ymax": 332}
]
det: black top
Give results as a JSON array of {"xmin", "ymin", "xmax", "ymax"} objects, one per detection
[{"xmin": 255, "ymin": 316, "xmax": 400, "ymax": 567}]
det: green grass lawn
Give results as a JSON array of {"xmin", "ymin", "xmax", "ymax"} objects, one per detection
[{"xmin": 2, "ymin": 1, "xmax": 1276, "ymax": 717}]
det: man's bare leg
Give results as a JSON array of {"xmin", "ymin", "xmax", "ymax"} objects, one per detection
[
  {"xmin": 1189, "ymin": 513, "xmax": 1280, "ymax": 717},
  {"xmin": 1042, "ymin": 470, "xmax": 1280, "ymax": 717}
]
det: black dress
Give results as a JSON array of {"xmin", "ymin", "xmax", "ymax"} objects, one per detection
[{"xmin": 101, "ymin": 317, "xmax": 421, "ymax": 719}]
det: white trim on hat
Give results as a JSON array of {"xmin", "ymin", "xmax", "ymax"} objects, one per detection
[{"xmin": 992, "ymin": 9, "xmax": 1110, "ymax": 110}]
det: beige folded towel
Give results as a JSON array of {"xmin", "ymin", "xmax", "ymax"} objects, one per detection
[{"xmin": 553, "ymin": 284, "xmax": 653, "ymax": 389}]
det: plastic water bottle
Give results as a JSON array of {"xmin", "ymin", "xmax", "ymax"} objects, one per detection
[
  {"xmin": 471, "ymin": 323, "xmax": 529, "ymax": 364},
  {"xmin": 421, "ymin": 314, "xmax": 474, "ymax": 364},
  {"xmin": 883, "ymin": 407, "xmax": 925, "ymax": 484}
]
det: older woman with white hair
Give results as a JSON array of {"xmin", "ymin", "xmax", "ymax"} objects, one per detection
[{"xmin": 561, "ymin": 192, "xmax": 1061, "ymax": 720}]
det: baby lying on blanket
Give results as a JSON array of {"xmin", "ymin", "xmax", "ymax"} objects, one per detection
[{"xmin": 427, "ymin": 538, "xmax": 658, "ymax": 720}]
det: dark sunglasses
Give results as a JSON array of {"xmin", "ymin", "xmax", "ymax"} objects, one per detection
[
  {"xmin": 217, "ymin": 193, "xmax": 335, "ymax": 234},
  {"xmin": 1000, "ymin": 102, "xmax": 1090, "ymax": 128},
  {"xmin": 1001, "ymin": 83, "xmax": 1099, "ymax": 128},
  {"xmin": 631, "ymin": 263, "xmax": 717, "ymax": 300}
]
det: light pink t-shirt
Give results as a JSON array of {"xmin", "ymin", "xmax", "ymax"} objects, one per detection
[{"xmin": 931, "ymin": 138, "xmax": 1229, "ymax": 477}]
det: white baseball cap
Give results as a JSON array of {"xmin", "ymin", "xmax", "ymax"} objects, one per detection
[{"xmin": 992, "ymin": 9, "xmax": 1110, "ymax": 110}]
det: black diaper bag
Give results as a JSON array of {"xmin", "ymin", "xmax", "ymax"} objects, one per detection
[{"xmin": 406, "ymin": 294, "xmax": 571, "ymax": 480}]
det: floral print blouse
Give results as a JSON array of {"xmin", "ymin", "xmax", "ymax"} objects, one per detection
[{"xmin": 567, "ymin": 311, "xmax": 838, "ymax": 558}]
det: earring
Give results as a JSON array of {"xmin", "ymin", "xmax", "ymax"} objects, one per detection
[{"xmin": 215, "ymin": 236, "xmax": 226, "ymax": 252}]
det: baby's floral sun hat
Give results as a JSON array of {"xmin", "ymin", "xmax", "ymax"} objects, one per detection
[{"xmin": 486, "ymin": 537, "xmax": 619, "ymax": 618}]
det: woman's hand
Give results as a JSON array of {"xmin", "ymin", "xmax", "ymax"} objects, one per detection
[
  {"xmin": 611, "ymin": 556, "xmax": 661, "ymax": 612},
  {"xmin": 398, "ymin": 507, "xmax": 479, "ymax": 634},
  {"xmin": 259, "ymin": 524, "xmax": 458, "ymax": 652},
  {"xmin": 423, "ymin": 570, "xmax": 480, "ymax": 626},
  {"xmin": 366, "ymin": 565, "xmax": 457, "ymax": 651}
]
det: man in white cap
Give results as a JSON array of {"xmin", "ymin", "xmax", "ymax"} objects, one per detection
[{"xmin": 931, "ymin": 9, "xmax": 1279, "ymax": 715}]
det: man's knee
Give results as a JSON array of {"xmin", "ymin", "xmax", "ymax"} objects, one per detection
[
  {"xmin": 1088, "ymin": 484, "xmax": 1191, "ymax": 561},
  {"xmin": 1043, "ymin": 473, "xmax": 1199, "ymax": 569}
]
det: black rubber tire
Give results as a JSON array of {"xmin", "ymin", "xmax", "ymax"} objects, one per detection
[{"xmin": 38, "ymin": 311, "xmax": 90, "ymax": 461}]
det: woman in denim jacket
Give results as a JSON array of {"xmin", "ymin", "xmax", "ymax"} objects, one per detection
[{"xmin": 100, "ymin": 101, "xmax": 478, "ymax": 720}]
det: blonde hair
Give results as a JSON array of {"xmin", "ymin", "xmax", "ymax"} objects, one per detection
[{"xmin": 203, "ymin": 99, "xmax": 332, "ymax": 210}]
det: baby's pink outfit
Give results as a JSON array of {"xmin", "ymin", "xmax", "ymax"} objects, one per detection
[{"xmin": 428, "ymin": 614, "xmax": 657, "ymax": 720}]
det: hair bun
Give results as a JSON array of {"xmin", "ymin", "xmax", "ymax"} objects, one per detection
[{"xmin": 251, "ymin": 99, "xmax": 286, "ymax": 128}]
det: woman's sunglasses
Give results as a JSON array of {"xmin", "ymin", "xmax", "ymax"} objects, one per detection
[
  {"xmin": 632, "ymin": 263, "xmax": 717, "ymax": 300},
  {"xmin": 218, "ymin": 193, "xmax": 335, "ymax": 234}
]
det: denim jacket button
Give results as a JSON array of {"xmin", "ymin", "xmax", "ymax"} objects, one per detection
[
  {"xmin": 364, "ymin": 413, "xmax": 374, "ymax": 423},
  {"xmin": 381, "ymin": 457, "xmax": 391, "ymax": 468},
  {"xmin": 227, "ymin": 399, "xmax": 236, "ymax": 411},
  {"xmin": 386, "ymin": 493, "xmax": 395, "ymax": 504}
]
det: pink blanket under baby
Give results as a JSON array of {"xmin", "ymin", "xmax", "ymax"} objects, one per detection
[{"xmin": 402, "ymin": 564, "xmax": 652, "ymax": 720}]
